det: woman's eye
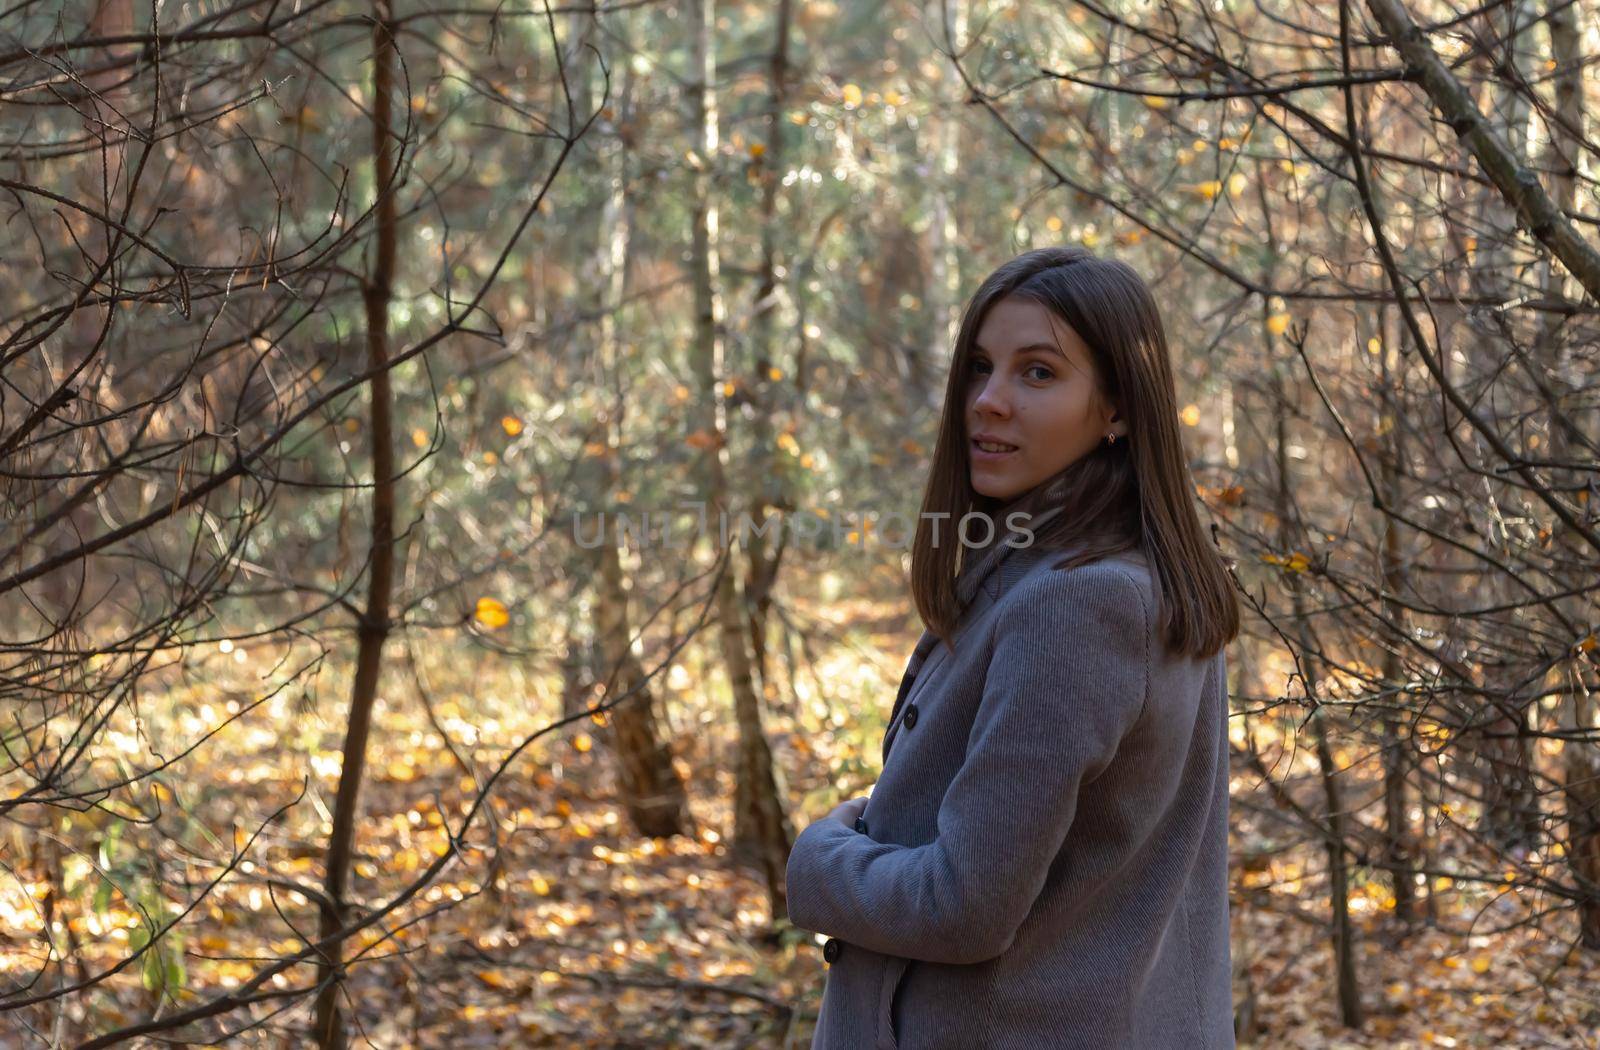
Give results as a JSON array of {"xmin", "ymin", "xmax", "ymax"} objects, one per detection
[{"xmin": 969, "ymin": 359, "xmax": 1050, "ymax": 381}]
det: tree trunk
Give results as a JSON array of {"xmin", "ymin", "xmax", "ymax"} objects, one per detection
[
  {"xmin": 741, "ymin": 0, "xmax": 794, "ymax": 702},
  {"xmin": 1375, "ymin": 305, "xmax": 1417, "ymax": 926},
  {"xmin": 313, "ymin": 6, "xmax": 399, "ymax": 1045},
  {"xmin": 1538, "ymin": 0, "xmax": 1600, "ymax": 950},
  {"xmin": 1272, "ymin": 343, "xmax": 1362, "ymax": 1027},
  {"xmin": 567, "ymin": 9, "xmax": 692, "ymax": 841},
  {"xmin": 684, "ymin": 0, "xmax": 793, "ymax": 918},
  {"xmin": 1458, "ymin": 0, "xmax": 1542, "ymax": 856},
  {"xmin": 921, "ymin": 0, "xmax": 966, "ymax": 410}
]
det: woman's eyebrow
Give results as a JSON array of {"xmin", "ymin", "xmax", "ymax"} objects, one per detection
[{"xmin": 974, "ymin": 341, "xmax": 1066, "ymax": 358}]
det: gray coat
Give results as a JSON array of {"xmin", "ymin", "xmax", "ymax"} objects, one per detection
[{"xmin": 785, "ymin": 536, "xmax": 1234, "ymax": 1049}]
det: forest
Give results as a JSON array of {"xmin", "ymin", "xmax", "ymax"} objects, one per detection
[{"xmin": 2, "ymin": 0, "xmax": 1598, "ymax": 1045}]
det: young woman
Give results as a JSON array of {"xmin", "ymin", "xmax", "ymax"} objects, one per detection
[{"xmin": 785, "ymin": 246, "xmax": 1240, "ymax": 1049}]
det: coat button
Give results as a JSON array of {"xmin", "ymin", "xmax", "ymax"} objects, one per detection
[
  {"xmin": 903, "ymin": 703, "xmax": 919, "ymax": 729},
  {"xmin": 854, "ymin": 816, "xmax": 868, "ymax": 835},
  {"xmin": 823, "ymin": 938, "xmax": 841, "ymax": 963}
]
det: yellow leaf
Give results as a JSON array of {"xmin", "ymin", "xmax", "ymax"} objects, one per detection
[
  {"xmin": 722, "ymin": 380, "xmax": 736, "ymax": 398},
  {"xmin": 748, "ymin": 142, "xmax": 765, "ymax": 158},
  {"xmin": 1141, "ymin": 94, "xmax": 1169, "ymax": 109},
  {"xmin": 531, "ymin": 875, "xmax": 551, "ymax": 896},
  {"xmin": 1046, "ymin": 216, "xmax": 1063, "ymax": 232},
  {"xmin": 1266, "ymin": 313, "xmax": 1291, "ymax": 336},
  {"xmin": 1471, "ymin": 956, "xmax": 1491, "ymax": 974},
  {"xmin": 1194, "ymin": 180, "xmax": 1222, "ymax": 200},
  {"xmin": 1227, "ymin": 173, "xmax": 1247, "ymax": 198},
  {"xmin": 1367, "ymin": 337, "xmax": 1382, "ymax": 355},
  {"xmin": 501, "ymin": 415, "xmax": 523, "ymax": 436},
  {"xmin": 475, "ymin": 597, "xmax": 509, "ymax": 629},
  {"xmin": 1262, "ymin": 551, "xmax": 1310, "ymax": 573},
  {"xmin": 572, "ymin": 733, "xmax": 593, "ymax": 753},
  {"xmin": 841, "ymin": 83, "xmax": 862, "ymax": 108},
  {"xmin": 673, "ymin": 384, "xmax": 690, "ymax": 402},
  {"xmin": 768, "ymin": 366, "xmax": 783, "ymax": 381},
  {"xmin": 1180, "ymin": 404, "xmax": 1201, "ymax": 427},
  {"xmin": 411, "ymin": 427, "xmax": 428, "ymax": 448},
  {"xmin": 884, "ymin": 89, "xmax": 906, "ymax": 106}
]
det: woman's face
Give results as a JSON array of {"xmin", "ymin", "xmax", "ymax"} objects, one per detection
[{"xmin": 963, "ymin": 295, "xmax": 1125, "ymax": 502}]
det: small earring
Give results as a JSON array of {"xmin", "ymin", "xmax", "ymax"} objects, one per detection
[{"xmin": 1105, "ymin": 432, "xmax": 1118, "ymax": 446}]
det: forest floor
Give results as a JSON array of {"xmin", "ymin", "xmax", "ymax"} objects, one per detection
[{"xmin": 5, "ymin": 570, "xmax": 1599, "ymax": 1047}]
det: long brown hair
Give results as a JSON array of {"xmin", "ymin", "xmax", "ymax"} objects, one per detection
[{"xmin": 910, "ymin": 246, "xmax": 1239, "ymax": 659}]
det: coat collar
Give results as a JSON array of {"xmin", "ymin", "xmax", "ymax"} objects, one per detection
[
  {"xmin": 897, "ymin": 509, "xmax": 1067, "ymax": 690},
  {"xmin": 954, "ymin": 501, "xmax": 1067, "ymax": 607},
  {"xmin": 883, "ymin": 516, "xmax": 1082, "ymax": 763}
]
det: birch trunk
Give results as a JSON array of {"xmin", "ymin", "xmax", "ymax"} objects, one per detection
[
  {"xmin": 684, "ymin": 0, "xmax": 793, "ymax": 917},
  {"xmin": 580, "ymin": 21, "xmax": 692, "ymax": 840}
]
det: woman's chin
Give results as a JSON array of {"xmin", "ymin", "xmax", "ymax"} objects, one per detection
[{"xmin": 971, "ymin": 476, "xmax": 1024, "ymax": 502}]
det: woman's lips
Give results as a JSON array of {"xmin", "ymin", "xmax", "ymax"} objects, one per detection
[{"xmin": 971, "ymin": 438, "xmax": 1019, "ymax": 462}]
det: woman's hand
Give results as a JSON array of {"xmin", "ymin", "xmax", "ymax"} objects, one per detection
[{"xmin": 825, "ymin": 795, "xmax": 870, "ymax": 829}]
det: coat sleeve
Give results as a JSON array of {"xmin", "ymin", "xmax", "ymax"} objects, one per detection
[{"xmin": 784, "ymin": 565, "xmax": 1151, "ymax": 965}]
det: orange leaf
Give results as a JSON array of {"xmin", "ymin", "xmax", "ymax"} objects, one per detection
[{"xmin": 474, "ymin": 597, "xmax": 509, "ymax": 629}]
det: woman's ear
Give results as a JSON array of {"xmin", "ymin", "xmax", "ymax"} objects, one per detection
[{"xmin": 1105, "ymin": 402, "xmax": 1129, "ymax": 439}]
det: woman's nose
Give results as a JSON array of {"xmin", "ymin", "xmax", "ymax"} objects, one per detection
[{"xmin": 972, "ymin": 378, "xmax": 1010, "ymax": 416}]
